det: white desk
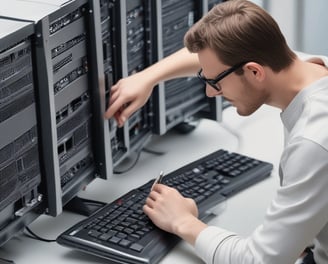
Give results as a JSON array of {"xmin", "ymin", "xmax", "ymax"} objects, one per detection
[{"xmin": 0, "ymin": 105, "xmax": 284, "ymax": 264}]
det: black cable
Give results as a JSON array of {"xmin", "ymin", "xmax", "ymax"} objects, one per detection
[
  {"xmin": 142, "ymin": 147, "xmax": 166, "ymax": 156},
  {"xmin": 24, "ymin": 226, "xmax": 56, "ymax": 243},
  {"xmin": 0, "ymin": 257, "xmax": 15, "ymax": 264},
  {"xmin": 113, "ymin": 150, "xmax": 142, "ymax": 174}
]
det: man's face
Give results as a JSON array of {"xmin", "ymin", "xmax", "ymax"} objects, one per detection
[{"xmin": 197, "ymin": 48, "xmax": 268, "ymax": 116}]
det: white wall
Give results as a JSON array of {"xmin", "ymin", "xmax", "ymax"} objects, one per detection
[
  {"xmin": 301, "ymin": 0, "xmax": 328, "ymax": 55},
  {"xmin": 267, "ymin": 0, "xmax": 328, "ymax": 55},
  {"xmin": 267, "ymin": 0, "xmax": 299, "ymax": 50},
  {"xmin": 249, "ymin": 0, "xmax": 265, "ymax": 7}
]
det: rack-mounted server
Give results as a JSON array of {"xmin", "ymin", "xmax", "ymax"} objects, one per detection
[{"xmin": 0, "ymin": 0, "xmax": 111, "ymax": 216}]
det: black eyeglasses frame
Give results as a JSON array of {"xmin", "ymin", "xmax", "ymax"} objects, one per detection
[{"xmin": 197, "ymin": 61, "xmax": 248, "ymax": 92}]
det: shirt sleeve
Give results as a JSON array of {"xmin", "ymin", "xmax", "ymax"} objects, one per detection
[{"xmin": 194, "ymin": 138, "xmax": 328, "ymax": 264}]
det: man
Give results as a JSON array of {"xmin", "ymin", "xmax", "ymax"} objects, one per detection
[{"xmin": 105, "ymin": 0, "xmax": 328, "ymax": 263}]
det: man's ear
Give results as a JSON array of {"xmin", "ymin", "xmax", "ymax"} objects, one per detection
[{"xmin": 244, "ymin": 62, "xmax": 265, "ymax": 82}]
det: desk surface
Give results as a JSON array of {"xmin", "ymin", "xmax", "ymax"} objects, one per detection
[{"xmin": 0, "ymin": 105, "xmax": 284, "ymax": 264}]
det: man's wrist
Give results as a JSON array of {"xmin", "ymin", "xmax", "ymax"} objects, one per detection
[{"xmin": 173, "ymin": 217, "xmax": 208, "ymax": 245}]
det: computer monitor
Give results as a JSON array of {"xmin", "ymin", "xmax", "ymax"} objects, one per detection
[
  {"xmin": 0, "ymin": 18, "xmax": 43, "ymax": 246},
  {"xmin": 0, "ymin": 0, "xmax": 112, "ymax": 217}
]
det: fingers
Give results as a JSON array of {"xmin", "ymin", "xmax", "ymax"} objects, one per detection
[
  {"xmin": 109, "ymin": 89, "xmax": 119, "ymax": 105},
  {"xmin": 149, "ymin": 183, "xmax": 168, "ymax": 193},
  {"xmin": 144, "ymin": 184, "xmax": 166, "ymax": 208},
  {"xmin": 104, "ymin": 82, "xmax": 139, "ymax": 125},
  {"xmin": 118, "ymin": 101, "xmax": 138, "ymax": 121},
  {"xmin": 104, "ymin": 80, "xmax": 124, "ymax": 118},
  {"xmin": 105, "ymin": 102, "xmax": 136, "ymax": 127},
  {"xmin": 147, "ymin": 184, "xmax": 165, "ymax": 200},
  {"xmin": 105, "ymin": 96, "xmax": 129, "ymax": 125},
  {"xmin": 104, "ymin": 72, "xmax": 153, "ymax": 126},
  {"xmin": 104, "ymin": 90, "xmax": 122, "ymax": 118},
  {"xmin": 145, "ymin": 191, "xmax": 160, "ymax": 209}
]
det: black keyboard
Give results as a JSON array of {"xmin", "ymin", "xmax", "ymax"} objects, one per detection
[{"xmin": 57, "ymin": 149, "xmax": 273, "ymax": 264}]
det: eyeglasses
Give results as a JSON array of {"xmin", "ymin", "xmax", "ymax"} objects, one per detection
[{"xmin": 197, "ymin": 61, "xmax": 247, "ymax": 92}]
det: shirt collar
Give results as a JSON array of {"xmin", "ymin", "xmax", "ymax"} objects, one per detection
[
  {"xmin": 280, "ymin": 54, "xmax": 328, "ymax": 132},
  {"xmin": 281, "ymin": 76, "xmax": 328, "ymax": 132}
]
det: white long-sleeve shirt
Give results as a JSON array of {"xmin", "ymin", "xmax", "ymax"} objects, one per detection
[{"xmin": 194, "ymin": 53, "xmax": 328, "ymax": 264}]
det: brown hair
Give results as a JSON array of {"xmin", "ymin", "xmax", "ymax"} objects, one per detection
[{"xmin": 184, "ymin": 0, "xmax": 296, "ymax": 73}]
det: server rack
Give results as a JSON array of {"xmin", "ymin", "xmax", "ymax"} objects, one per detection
[
  {"xmin": 98, "ymin": 0, "xmax": 156, "ymax": 169},
  {"xmin": 96, "ymin": 0, "xmax": 129, "ymax": 167},
  {"xmin": 0, "ymin": 0, "xmax": 111, "ymax": 216},
  {"xmin": 152, "ymin": 0, "xmax": 222, "ymax": 135},
  {"xmin": 0, "ymin": 18, "xmax": 43, "ymax": 246},
  {"xmin": 117, "ymin": 0, "xmax": 155, "ymax": 156}
]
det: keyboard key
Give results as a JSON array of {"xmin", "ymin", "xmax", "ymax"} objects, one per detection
[{"xmin": 130, "ymin": 243, "xmax": 144, "ymax": 252}]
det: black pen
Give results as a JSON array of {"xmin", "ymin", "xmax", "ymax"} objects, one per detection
[{"xmin": 151, "ymin": 171, "xmax": 164, "ymax": 191}]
